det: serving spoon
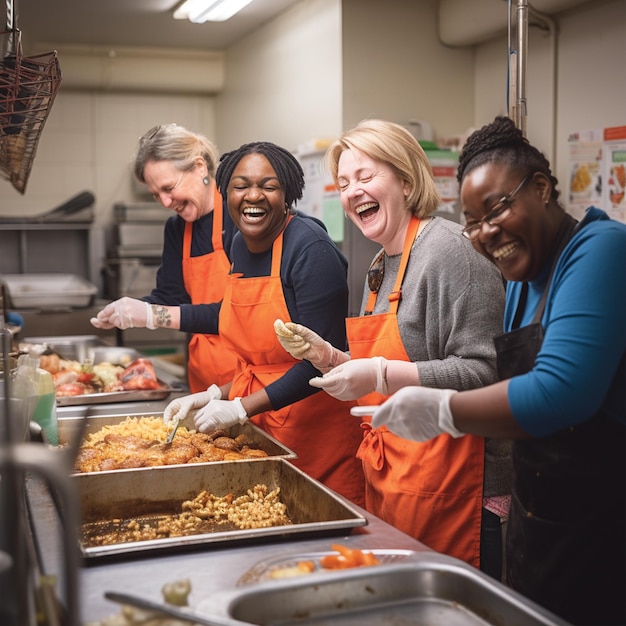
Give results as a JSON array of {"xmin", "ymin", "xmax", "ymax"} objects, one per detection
[{"xmin": 104, "ymin": 590, "xmax": 239, "ymax": 626}]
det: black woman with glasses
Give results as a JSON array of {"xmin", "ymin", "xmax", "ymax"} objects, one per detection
[
  {"xmin": 91, "ymin": 123, "xmax": 238, "ymax": 393},
  {"xmin": 370, "ymin": 115, "xmax": 626, "ymax": 626},
  {"xmin": 274, "ymin": 119, "xmax": 509, "ymax": 578}
]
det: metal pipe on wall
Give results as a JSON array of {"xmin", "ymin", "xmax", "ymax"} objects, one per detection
[{"xmin": 509, "ymin": 0, "xmax": 529, "ymax": 136}]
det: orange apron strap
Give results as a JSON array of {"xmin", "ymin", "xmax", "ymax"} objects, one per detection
[
  {"xmin": 270, "ymin": 214, "xmax": 291, "ymax": 276},
  {"xmin": 211, "ymin": 186, "xmax": 224, "ymax": 252},
  {"xmin": 388, "ymin": 216, "xmax": 420, "ymax": 314},
  {"xmin": 364, "ymin": 216, "xmax": 420, "ymax": 315},
  {"xmin": 183, "ymin": 220, "xmax": 193, "ymax": 258}
]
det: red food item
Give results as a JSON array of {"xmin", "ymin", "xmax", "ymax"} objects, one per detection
[
  {"xmin": 119, "ymin": 358, "xmax": 163, "ymax": 391},
  {"xmin": 319, "ymin": 544, "xmax": 380, "ymax": 569},
  {"xmin": 55, "ymin": 382, "xmax": 96, "ymax": 397},
  {"xmin": 76, "ymin": 372, "xmax": 95, "ymax": 384}
]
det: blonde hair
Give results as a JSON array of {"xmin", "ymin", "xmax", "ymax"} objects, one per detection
[
  {"xmin": 134, "ymin": 123, "xmax": 219, "ymax": 182},
  {"xmin": 325, "ymin": 119, "xmax": 441, "ymax": 217}
]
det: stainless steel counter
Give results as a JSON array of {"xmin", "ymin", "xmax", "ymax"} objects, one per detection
[{"xmin": 26, "ymin": 470, "xmax": 432, "ymax": 624}]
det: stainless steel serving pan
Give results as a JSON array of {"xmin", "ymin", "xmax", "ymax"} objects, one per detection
[
  {"xmin": 56, "ymin": 386, "xmax": 174, "ymax": 407},
  {"xmin": 196, "ymin": 551, "xmax": 571, "ymax": 626},
  {"xmin": 58, "ymin": 410, "xmax": 297, "ymax": 470},
  {"xmin": 75, "ymin": 458, "xmax": 367, "ymax": 561}
]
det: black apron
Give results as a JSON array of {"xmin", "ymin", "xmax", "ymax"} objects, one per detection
[{"xmin": 495, "ymin": 215, "xmax": 626, "ymax": 626}]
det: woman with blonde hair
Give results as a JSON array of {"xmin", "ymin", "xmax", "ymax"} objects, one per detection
[{"xmin": 276, "ymin": 119, "xmax": 511, "ymax": 577}]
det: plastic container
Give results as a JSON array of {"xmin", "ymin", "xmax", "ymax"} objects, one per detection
[{"xmin": 13, "ymin": 353, "xmax": 58, "ymax": 445}]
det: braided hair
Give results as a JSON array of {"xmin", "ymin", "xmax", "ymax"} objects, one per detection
[
  {"xmin": 457, "ymin": 115, "xmax": 561, "ymax": 202},
  {"xmin": 216, "ymin": 141, "xmax": 305, "ymax": 209}
]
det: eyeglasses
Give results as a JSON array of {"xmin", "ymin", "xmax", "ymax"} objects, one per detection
[
  {"xmin": 152, "ymin": 170, "xmax": 187, "ymax": 202},
  {"xmin": 367, "ymin": 249, "xmax": 385, "ymax": 293},
  {"xmin": 461, "ymin": 174, "xmax": 531, "ymax": 241}
]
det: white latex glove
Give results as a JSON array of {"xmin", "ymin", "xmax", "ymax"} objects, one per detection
[
  {"xmin": 273, "ymin": 319, "xmax": 349, "ymax": 373},
  {"xmin": 194, "ymin": 397, "xmax": 247, "ymax": 433},
  {"xmin": 90, "ymin": 297, "xmax": 156, "ymax": 330},
  {"xmin": 371, "ymin": 386, "xmax": 464, "ymax": 442},
  {"xmin": 162, "ymin": 384, "xmax": 222, "ymax": 424},
  {"xmin": 309, "ymin": 357, "xmax": 388, "ymax": 401}
]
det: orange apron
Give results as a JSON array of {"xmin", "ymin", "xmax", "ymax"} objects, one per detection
[
  {"xmin": 183, "ymin": 187, "xmax": 238, "ymax": 392},
  {"xmin": 218, "ymin": 220, "xmax": 365, "ymax": 506},
  {"xmin": 346, "ymin": 216, "xmax": 484, "ymax": 567}
]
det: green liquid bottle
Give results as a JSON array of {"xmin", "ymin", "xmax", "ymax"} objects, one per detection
[
  {"xmin": 15, "ymin": 352, "xmax": 58, "ymax": 446},
  {"xmin": 33, "ymin": 366, "xmax": 58, "ymax": 446}
]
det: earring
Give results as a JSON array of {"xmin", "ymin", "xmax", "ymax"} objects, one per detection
[
  {"xmin": 284, "ymin": 203, "xmax": 289, "ymax": 215},
  {"xmin": 203, "ymin": 176, "xmax": 209, "ymax": 185}
]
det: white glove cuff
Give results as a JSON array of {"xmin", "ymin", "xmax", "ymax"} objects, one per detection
[
  {"xmin": 233, "ymin": 397, "xmax": 248, "ymax": 424},
  {"xmin": 437, "ymin": 390, "xmax": 464, "ymax": 438},
  {"xmin": 207, "ymin": 384, "xmax": 222, "ymax": 400},
  {"xmin": 373, "ymin": 356, "xmax": 388, "ymax": 395},
  {"xmin": 145, "ymin": 302, "xmax": 157, "ymax": 330}
]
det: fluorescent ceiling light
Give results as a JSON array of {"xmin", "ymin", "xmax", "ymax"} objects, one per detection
[{"xmin": 173, "ymin": 0, "xmax": 255, "ymax": 23}]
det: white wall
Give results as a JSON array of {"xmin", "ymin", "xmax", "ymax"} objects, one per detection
[
  {"xmin": 215, "ymin": 0, "xmax": 343, "ymax": 152},
  {"xmin": 1, "ymin": 0, "xmax": 623, "ymax": 229},
  {"xmin": 474, "ymin": 0, "xmax": 626, "ymax": 209},
  {"xmin": 341, "ymin": 0, "xmax": 476, "ymax": 140},
  {"xmin": 0, "ymin": 91, "xmax": 216, "ymax": 221}
]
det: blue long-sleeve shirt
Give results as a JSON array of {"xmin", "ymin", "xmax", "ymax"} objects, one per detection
[
  {"xmin": 507, "ymin": 207, "xmax": 626, "ymax": 436},
  {"xmin": 179, "ymin": 213, "xmax": 350, "ymax": 410}
]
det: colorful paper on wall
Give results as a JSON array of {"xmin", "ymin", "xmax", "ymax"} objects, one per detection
[{"xmin": 567, "ymin": 125, "xmax": 626, "ymax": 224}]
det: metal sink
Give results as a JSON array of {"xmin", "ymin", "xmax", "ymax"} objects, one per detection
[{"xmin": 197, "ymin": 552, "xmax": 571, "ymax": 626}]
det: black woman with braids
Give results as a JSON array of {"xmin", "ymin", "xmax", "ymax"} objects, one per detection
[
  {"xmin": 369, "ymin": 116, "xmax": 626, "ymax": 626},
  {"xmin": 162, "ymin": 141, "xmax": 365, "ymax": 506}
]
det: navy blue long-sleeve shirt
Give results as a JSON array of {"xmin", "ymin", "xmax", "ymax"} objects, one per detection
[
  {"xmin": 143, "ymin": 207, "xmax": 237, "ymax": 305},
  {"xmin": 179, "ymin": 213, "xmax": 350, "ymax": 410}
]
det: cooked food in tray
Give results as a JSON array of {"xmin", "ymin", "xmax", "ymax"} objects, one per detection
[
  {"xmin": 40, "ymin": 355, "xmax": 165, "ymax": 398},
  {"xmin": 238, "ymin": 547, "xmax": 415, "ymax": 585},
  {"xmin": 81, "ymin": 483, "xmax": 291, "ymax": 548},
  {"xmin": 74, "ymin": 416, "xmax": 268, "ymax": 472},
  {"xmin": 268, "ymin": 544, "xmax": 380, "ymax": 580},
  {"xmin": 77, "ymin": 459, "xmax": 367, "ymax": 559}
]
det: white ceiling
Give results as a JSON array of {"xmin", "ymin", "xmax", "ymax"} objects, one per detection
[{"xmin": 10, "ymin": 0, "xmax": 303, "ymax": 51}]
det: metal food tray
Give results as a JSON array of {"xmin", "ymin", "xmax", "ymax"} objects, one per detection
[
  {"xmin": 196, "ymin": 552, "xmax": 570, "ymax": 626},
  {"xmin": 236, "ymin": 549, "xmax": 416, "ymax": 585},
  {"xmin": 22, "ymin": 334, "xmax": 105, "ymax": 362},
  {"xmin": 56, "ymin": 386, "xmax": 174, "ymax": 406},
  {"xmin": 22, "ymin": 338, "xmax": 177, "ymax": 405},
  {"xmin": 58, "ymin": 410, "xmax": 297, "ymax": 469},
  {"xmin": 1, "ymin": 274, "xmax": 98, "ymax": 308},
  {"xmin": 75, "ymin": 458, "xmax": 367, "ymax": 561}
]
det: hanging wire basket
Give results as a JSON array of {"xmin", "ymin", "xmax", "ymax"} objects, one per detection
[{"xmin": 0, "ymin": 30, "xmax": 62, "ymax": 194}]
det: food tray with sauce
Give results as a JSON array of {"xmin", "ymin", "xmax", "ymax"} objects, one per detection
[
  {"xmin": 75, "ymin": 458, "xmax": 367, "ymax": 561},
  {"xmin": 57, "ymin": 411, "xmax": 297, "ymax": 471}
]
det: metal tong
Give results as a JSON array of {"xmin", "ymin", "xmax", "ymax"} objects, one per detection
[{"xmin": 165, "ymin": 417, "xmax": 180, "ymax": 444}]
